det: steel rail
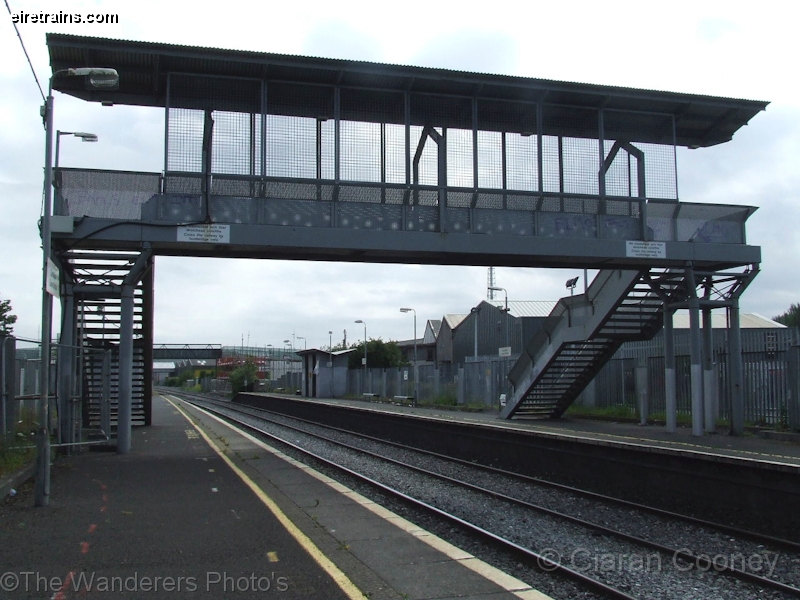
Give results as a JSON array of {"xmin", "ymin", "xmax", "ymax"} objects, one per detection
[
  {"xmin": 172, "ymin": 394, "xmax": 637, "ymax": 600},
  {"xmin": 173, "ymin": 393, "xmax": 800, "ymax": 599}
]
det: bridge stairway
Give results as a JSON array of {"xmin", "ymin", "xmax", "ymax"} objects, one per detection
[
  {"xmin": 502, "ymin": 268, "xmax": 686, "ymax": 419},
  {"xmin": 63, "ymin": 250, "xmax": 152, "ymax": 429}
]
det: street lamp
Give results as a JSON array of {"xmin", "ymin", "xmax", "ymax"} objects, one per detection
[
  {"xmin": 489, "ymin": 286, "xmax": 510, "ymax": 353},
  {"xmin": 328, "ymin": 330, "xmax": 333, "ymax": 397},
  {"xmin": 283, "ymin": 339, "xmax": 291, "ymax": 379},
  {"xmin": 488, "ymin": 286, "xmax": 508, "ymax": 312},
  {"xmin": 55, "ymin": 131, "xmax": 98, "ymax": 170},
  {"xmin": 354, "ymin": 320, "xmax": 367, "ymax": 392},
  {"xmin": 400, "ymin": 308, "xmax": 417, "ymax": 405},
  {"xmin": 566, "ymin": 277, "xmax": 579, "ymax": 296},
  {"xmin": 297, "ymin": 336, "xmax": 307, "ymax": 350},
  {"xmin": 37, "ymin": 66, "xmax": 119, "ymax": 507}
]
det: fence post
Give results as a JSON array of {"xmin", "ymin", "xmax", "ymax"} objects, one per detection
[
  {"xmin": 636, "ymin": 357, "xmax": 648, "ymax": 425},
  {"xmin": 1, "ymin": 336, "xmax": 15, "ymax": 443}
]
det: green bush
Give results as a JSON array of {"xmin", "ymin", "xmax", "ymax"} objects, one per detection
[{"xmin": 229, "ymin": 360, "xmax": 258, "ymax": 396}]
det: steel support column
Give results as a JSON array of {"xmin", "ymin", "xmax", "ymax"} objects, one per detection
[
  {"xmin": 687, "ymin": 269, "xmax": 704, "ymax": 436},
  {"xmin": 101, "ymin": 349, "xmax": 111, "ymax": 438},
  {"xmin": 702, "ymin": 304, "xmax": 716, "ymax": 433},
  {"xmin": 57, "ymin": 284, "xmax": 76, "ymax": 448},
  {"xmin": 117, "ymin": 284, "xmax": 134, "ymax": 454},
  {"xmin": 728, "ymin": 300, "xmax": 744, "ymax": 435},
  {"xmin": 664, "ymin": 306, "xmax": 677, "ymax": 433},
  {"xmin": 116, "ymin": 246, "xmax": 152, "ymax": 453}
]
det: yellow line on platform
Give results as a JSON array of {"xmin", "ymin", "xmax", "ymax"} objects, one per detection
[{"xmin": 166, "ymin": 397, "xmax": 365, "ymax": 600}]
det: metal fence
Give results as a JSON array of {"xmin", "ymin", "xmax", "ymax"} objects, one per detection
[
  {"xmin": 1, "ymin": 336, "xmax": 44, "ymax": 444},
  {"xmin": 583, "ymin": 328, "xmax": 800, "ymax": 427},
  {"xmin": 342, "ymin": 358, "xmax": 511, "ymax": 408},
  {"xmin": 1, "ymin": 335, "xmax": 127, "ymax": 445}
]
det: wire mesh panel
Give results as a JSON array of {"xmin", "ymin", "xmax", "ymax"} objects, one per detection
[
  {"xmin": 212, "ymin": 111, "xmax": 260, "ymax": 175},
  {"xmin": 167, "ymin": 108, "xmax": 204, "ymax": 172},
  {"xmin": 447, "ymin": 128, "xmax": 473, "ymax": 188},
  {"xmin": 633, "ymin": 142, "xmax": 676, "ymax": 200},
  {"xmin": 477, "ymin": 100, "xmax": 538, "ymax": 192},
  {"xmin": 410, "ymin": 125, "xmax": 439, "ymax": 186},
  {"xmin": 58, "ymin": 169, "xmax": 161, "ymax": 219},
  {"xmin": 265, "ymin": 82, "xmax": 334, "ymax": 179},
  {"xmin": 603, "ymin": 141, "xmax": 641, "ymax": 197},
  {"xmin": 477, "ymin": 130, "xmax": 502, "ymax": 189},
  {"xmin": 167, "ymin": 74, "xmax": 261, "ymax": 174},
  {"xmin": 340, "ymin": 88, "xmax": 405, "ymax": 183},
  {"xmin": 541, "ymin": 105, "xmax": 600, "ymax": 196},
  {"xmin": 506, "ymin": 133, "xmax": 539, "ymax": 192},
  {"xmin": 562, "ymin": 136, "xmax": 600, "ymax": 195},
  {"xmin": 603, "ymin": 109, "xmax": 677, "ymax": 200}
]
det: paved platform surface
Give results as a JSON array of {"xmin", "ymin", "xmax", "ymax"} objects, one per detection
[
  {"xmin": 266, "ymin": 394, "xmax": 800, "ymax": 470},
  {"xmin": 0, "ymin": 394, "xmax": 549, "ymax": 600}
]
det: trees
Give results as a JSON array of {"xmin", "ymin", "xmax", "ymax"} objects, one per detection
[
  {"xmin": 0, "ymin": 295, "xmax": 17, "ymax": 336},
  {"xmin": 347, "ymin": 339, "xmax": 407, "ymax": 370},
  {"xmin": 229, "ymin": 360, "xmax": 258, "ymax": 395},
  {"xmin": 773, "ymin": 303, "xmax": 800, "ymax": 328}
]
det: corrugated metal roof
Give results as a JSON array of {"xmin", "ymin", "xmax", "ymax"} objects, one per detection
[
  {"xmin": 46, "ymin": 34, "xmax": 769, "ymax": 147},
  {"xmin": 489, "ymin": 300, "xmax": 557, "ymax": 318},
  {"xmin": 444, "ymin": 314, "xmax": 468, "ymax": 329},
  {"xmin": 671, "ymin": 312, "xmax": 784, "ymax": 329},
  {"xmin": 424, "ymin": 319, "xmax": 442, "ymax": 344}
]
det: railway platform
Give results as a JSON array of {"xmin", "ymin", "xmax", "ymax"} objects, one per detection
[
  {"xmin": 293, "ymin": 394, "xmax": 800, "ymax": 470},
  {"xmin": 0, "ymin": 394, "xmax": 548, "ymax": 600}
]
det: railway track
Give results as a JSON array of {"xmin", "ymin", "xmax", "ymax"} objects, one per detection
[{"xmin": 167, "ymin": 391, "xmax": 800, "ymax": 600}]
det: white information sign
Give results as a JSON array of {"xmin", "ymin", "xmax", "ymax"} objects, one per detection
[
  {"xmin": 499, "ymin": 346, "xmax": 512, "ymax": 357},
  {"xmin": 177, "ymin": 224, "xmax": 231, "ymax": 244},
  {"xmin": 46, "ymin": 258, "xmax": 60, "ymax": 296},
  {"xmin": 626, "ymin": 241, "xmax": 666, "ymax": 259}
]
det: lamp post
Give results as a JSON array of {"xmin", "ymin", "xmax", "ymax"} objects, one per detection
[
  {"xmin": 37, "ymin": 67, "xmax": 118, "ymax": 507},
  {"xmin": 266, "ymin": 344, "xmax": 273, "ymax": 386},
  {"xmin": 354, "ymin": 320, "xmax": 367, "ymax": 392},
  {"xmin": 328, "ymin": 330, "xmax": 333, "ymax": 397},
  {"xmin": 297, "ymin": 336, "xmax": 307, "ymax": 350},
  {"xmin": 399, "ymin": 308, "xmax": 417, "ymax": 405},
  {"xmin": 489, "ymin": 286, "xmax": 511, "ymax": 409},
  {"xmin": 283, "ymin": 339, "xmax": 291, "ymax": 381},
  {"xmin": 55, "ymin": 131, "xmax": 98, "ymax": 170},
  {"xmin": 489, "ymin": 286, "xmax": 509, "ymax": 352},
  {"xmin": 566, "ymin": 277, "xmax": 579, "ymax": 296}
]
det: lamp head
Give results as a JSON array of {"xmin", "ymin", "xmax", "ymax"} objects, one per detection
[
  {"xmin": 67, "ymin": 68, "xmax": 119, "ymax": 90},
  {"xmin": 566, "ymin": 277, "xmax": 579, "ymax": 289},
  {"xmin": 400, "ymin": 308, "xmax": 412, "ymax": 313}
]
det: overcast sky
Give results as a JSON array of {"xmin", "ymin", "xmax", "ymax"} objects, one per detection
[{"xmin": 1, "ymin": 0, "xmax": 798, "ymax": 350}]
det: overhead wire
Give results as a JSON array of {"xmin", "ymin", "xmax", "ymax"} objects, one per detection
[{"xmin": 3, "ymin": 0, "xmax": 46, "ymax": 103}]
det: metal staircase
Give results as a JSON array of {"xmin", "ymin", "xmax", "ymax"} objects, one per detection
[
  {"xmin": 502, "ymin": 268, "xmax": 687, "ymax": 419},
  {"xmin": 61, "ymin": 251, "xmax": 153, "ymax": 430}
]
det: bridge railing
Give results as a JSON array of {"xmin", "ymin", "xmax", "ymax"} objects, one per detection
[{"xmin": 55, "ymin": 168, "xmax": 754, "ymax": 244}]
